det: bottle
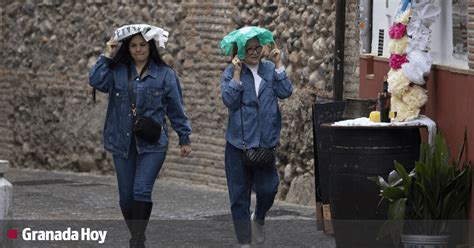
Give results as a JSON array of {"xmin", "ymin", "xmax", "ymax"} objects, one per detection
[
  {"xmin": 376, "ymin": 92, "xmax": 384, "ymax": 112},
  {"xmin": 371, "ymin": 92, "xmax": 383, "ymax": 123},
  {"xmin": 380, "ymin": 77, "xmax": 391, "ymax": 122}
]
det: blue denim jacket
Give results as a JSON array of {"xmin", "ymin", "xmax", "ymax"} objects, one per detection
[
  {"xmin": 220, "ymin": 60, "xmax": 293, "ymax": 150},
  {"xmin": 89, "ymin": 55, "xmax": 192, "ymax": 158}
]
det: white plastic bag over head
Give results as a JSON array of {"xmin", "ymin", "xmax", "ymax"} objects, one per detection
[{"xmin": 113, "ymin": 24, "xmax": 169, "ymax": 48}]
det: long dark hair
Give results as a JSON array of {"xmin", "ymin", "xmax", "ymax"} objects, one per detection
[
  {"xmin": 110, "ymin": 33, "xmax": 167, "ymax": 69},
  {"xmin": 92, "ymin": 33, "xmax": 168, "ymax": 102}
]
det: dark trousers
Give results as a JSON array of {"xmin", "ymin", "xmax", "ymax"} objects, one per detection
[
  {"xmin": 224, "ymin": 142, "xmax": 279, "ymax": 244},
  {"xmin": 113, "ymin": 138, "xmax": 167, "ymax": 209}
]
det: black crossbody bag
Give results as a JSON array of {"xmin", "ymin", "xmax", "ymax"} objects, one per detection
[
  {"xmin": 240, "ymin": 103, "xmax": 275, "ymax": 167},
  {"xmin": 127, "ymin": 68, "xmax": 162, "ymax": 143}
]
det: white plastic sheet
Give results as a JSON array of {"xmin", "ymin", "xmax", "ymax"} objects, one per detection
[
  {"xmin": 401, "ymin": 50, "xmax": 433, "ymax": 85},
  {"xmin": 112, "ymin": 24, "xmax": 169, "ymax": 48}
]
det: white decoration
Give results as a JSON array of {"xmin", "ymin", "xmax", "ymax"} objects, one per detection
[
  {"xmin": 113, "ymin": 24, "xmax": 169, "ymax": 48},
  {"xmin": 401, "ymin": 50, "xmax": 433, "ymax": 85}
]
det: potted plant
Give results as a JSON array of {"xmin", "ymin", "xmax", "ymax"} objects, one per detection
[{"xmin": 371, "ymin": 131, "xmax": 472, "ymax": 247}]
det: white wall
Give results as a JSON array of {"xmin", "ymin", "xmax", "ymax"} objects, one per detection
[
  {"xmin": 430, "ymin": 0, "xmax": 468, "ymax": 69},
  {"xmin": 371, "ymin": 0, "xmax": 400, "ymax": 57},
  {"xmin": 370, "ymin": 0, "xmax": 469, "ymax": 69}
]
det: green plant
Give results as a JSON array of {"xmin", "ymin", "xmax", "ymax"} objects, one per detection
[{"xmin": 370, "ymin": 131, "xmax": 472, "ymax": 246}]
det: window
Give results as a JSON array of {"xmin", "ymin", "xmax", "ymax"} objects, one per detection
[{"xmin": 452, "ymin": 0, "xmax": 468, "ymax": 59}]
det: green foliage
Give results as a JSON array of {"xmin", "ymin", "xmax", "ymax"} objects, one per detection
[{"xmin": 369, "ymin": 131, "xmax": 472, "ymax": 246}]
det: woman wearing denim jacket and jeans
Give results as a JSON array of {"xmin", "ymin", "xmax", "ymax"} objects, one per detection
[
  {"xmin": 220, "ymin": 31, "xmax": 293, "ymax": 247},
  {"xmin": 89, "ymin": 29, "xmax": 192, "ymax": 248}
]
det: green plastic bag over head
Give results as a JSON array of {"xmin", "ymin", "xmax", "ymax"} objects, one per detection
[{"xmin": 220, "ymin": 26, "xmax": 274, "ymax": 60}]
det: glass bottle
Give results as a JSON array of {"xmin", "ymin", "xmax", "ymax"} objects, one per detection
[{"xmin": 380, "ymin": 77, "xmax": 391, "ymax": 122}]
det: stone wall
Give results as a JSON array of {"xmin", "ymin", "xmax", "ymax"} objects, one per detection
[
  {"xmin": 0, "ymin": 0, "xmax": 360, "ymax": 205},
  {"xmin": 161, "ymin": 0, "xmax": 233, "ymax": 188},
  {"xmin": 345, "ymin": 0, "xmax": 360, "ymax": 98},
  {"xmin": 469, "ymin": 0, "xmax": 474, "ymax": 69},
  {"xmin": 2, "ymin": 0, "xmax": 184, "ymax": 174}
]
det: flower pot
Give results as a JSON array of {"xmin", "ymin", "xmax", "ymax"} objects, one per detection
[{"xmin": 401, "ymin": 234, "xmax": 450, "ymax": 248}]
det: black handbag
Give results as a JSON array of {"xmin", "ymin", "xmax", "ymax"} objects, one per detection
[
  {"xmin": 239, "ymin": 105, "xmax": 275, "ymax": 167},
  {"xmin": 133, "ymin": 116, "xmax": 161, "ymax": 143},
  {"xmin": 243, "ymin": 147, "xmax": 275, "ymax": 167},
  {"xmin": 127, "ymin": 67, "xmax": 162, "ymax": 143}
]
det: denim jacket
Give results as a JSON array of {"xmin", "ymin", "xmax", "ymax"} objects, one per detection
[
  {"xmin": 220, "ymin": 60, "xmax": 293, "ymax": 150},
  {"xmin": 89, "ymin": 55, "xmax": 192, "ymax": 158}
]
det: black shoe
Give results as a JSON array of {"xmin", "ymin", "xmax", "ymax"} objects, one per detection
[
  {"xmin": 129, "ymin": 200, "xmax": 153, "ymax": 248},
  {"xmin": 120, "ymin": 207, "xmax": 133, "ymax": 237}
]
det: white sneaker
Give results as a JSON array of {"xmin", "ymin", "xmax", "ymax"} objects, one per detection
[
  {"xmin": 239, "ymin": 244, "xmax": 251, "ymax": 248},
  {"xmin": 251, "ymin": 212, "xmax": 265, "ymax": 245}
]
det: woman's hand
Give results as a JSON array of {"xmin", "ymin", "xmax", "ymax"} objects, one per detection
[
  {"xmin": 181, "ymin": 144, "xmax": 192, "ymax": 157},
  {"xmin": 268, "ymin": 43, "xmax": 284, "ymax": 68},
  {"xmin": 104, "ymin": 37, "xmax": 119, "ymax": 58},
  {"xmin": 232, "ymin": 55, "xmax": 242, "ymax": 83}
]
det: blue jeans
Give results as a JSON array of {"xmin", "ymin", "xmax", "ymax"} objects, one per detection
[
  {"xmin": 113, "ymin": 138, "xmax": 167, "ymax": 209},
  {"xmin": 224, "ymin": 142, "xmax": 279, "ymax": 244}
]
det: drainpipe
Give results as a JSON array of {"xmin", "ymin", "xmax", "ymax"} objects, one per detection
[
  {"xmin": 333, "ymin": 0, "xmax": 346, "ymax": 101},
  {"xmin": 359, "ymin": 0, "xmax": 373, "ymax": 53}
]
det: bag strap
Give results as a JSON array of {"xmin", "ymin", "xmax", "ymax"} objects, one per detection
[
  {"xmin": 126, "ymin": 68, "xmax": 137, "ymax": 117},
  {"xmin": 127, "ymin": 61, "xmax": 150, "ymax": 117},
  {"xmin": 239, "ymin": 95, "xmax": 247, "ymax": 150}
]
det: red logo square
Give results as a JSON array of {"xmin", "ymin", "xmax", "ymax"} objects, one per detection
[{"xmin": 7, "ymin": 229, "xmax": 18, "ymax": 239}]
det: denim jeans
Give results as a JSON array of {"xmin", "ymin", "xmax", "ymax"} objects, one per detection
[
  {"xmin": 224, "ymin": 142, "xmax": 279, "ymax": 244},
  {"xmin": 113, "ymin": 138, "xmax": 167, "ymax": 209}
]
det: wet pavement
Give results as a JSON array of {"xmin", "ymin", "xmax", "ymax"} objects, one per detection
[{"xmin": 2, "ymin": 168, "xmax": 336, "ymax": 247}]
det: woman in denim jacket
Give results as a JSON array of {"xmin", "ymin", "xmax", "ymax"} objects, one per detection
[
  {"xmin": 220, "ymin": 35, "xmax": 293, "ymax": 247},
  {"xmin": 89, "ymin": 31, "xmax": 192, "ymax": 247}
]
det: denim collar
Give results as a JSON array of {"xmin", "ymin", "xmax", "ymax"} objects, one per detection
[
  {"xmin": 129, "ymin": 60, "xmax": 159, "ymax": 80},
  {"xmin": 147, "ymin": 60, "xmax": 159, "ymax": 79}
]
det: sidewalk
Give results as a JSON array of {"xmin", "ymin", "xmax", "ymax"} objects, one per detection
[{"xmin": 3, "ymin": 168, "xmax": 335, "ymax": 247}]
